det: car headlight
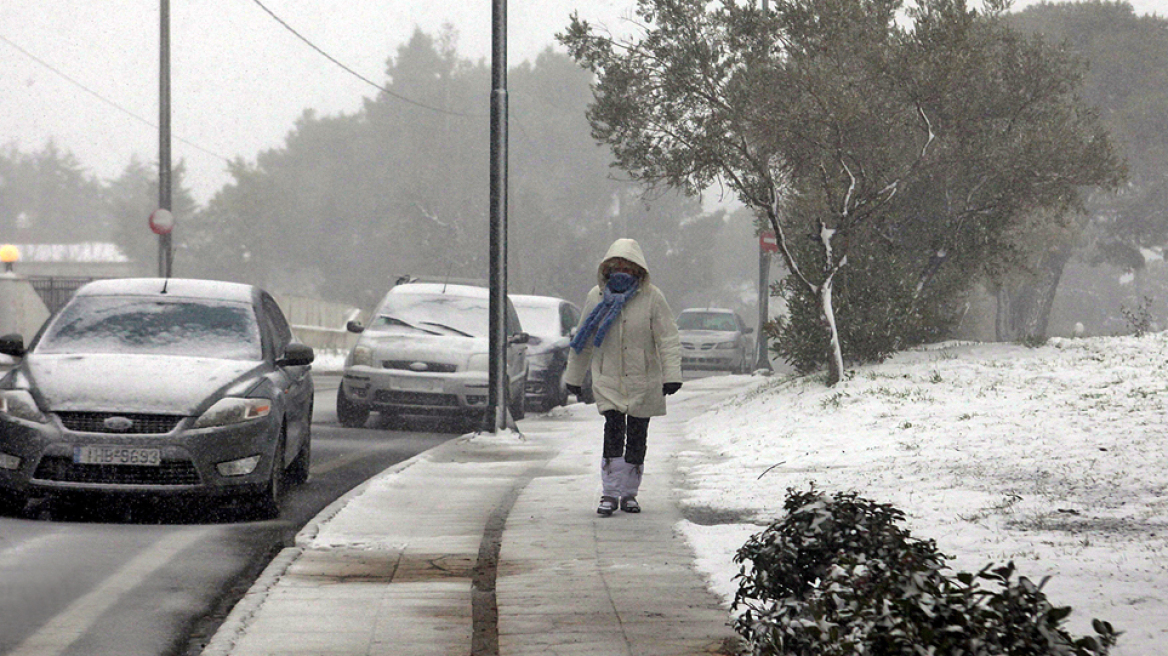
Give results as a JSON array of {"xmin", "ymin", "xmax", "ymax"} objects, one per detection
[
  {"xmin": 350, "ymin": 345, "xmax": 373, "ymax": 367},
  {"xmin": 193, "ymin": 398, "xmax": 272, "ymax": 429},
  {"xmin": 714, "ymin": 340, "xmax": 738, "ymax": 350},
  {"xmin": 526, "ymin": 350, "xmax": 554, "ymax": 368},
  {"xmin": 217, "ymin": 455, "xmax": 261, "ymax": 477},
  {"xmin": 466, "ymin": 353, "xmax": 489, "ymax": 371},
  {"xmin": 0, "ymin": 390, "xmax": 47, "ymax": 423}
]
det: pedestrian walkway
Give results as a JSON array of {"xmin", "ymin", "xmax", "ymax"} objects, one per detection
[{"xmin": 202, "ymin": 384, "xmax": 744, "ymax": 656}]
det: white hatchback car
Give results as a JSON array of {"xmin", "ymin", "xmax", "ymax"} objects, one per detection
[{"xmin": 336, "ymin": 282, "xmax": 528, "ymax": 428}]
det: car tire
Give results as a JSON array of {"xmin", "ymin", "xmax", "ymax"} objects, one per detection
[
  {"xmin": 336, "ymin": 389, "xmax": 370, "ymax": 428},
  {"xmin": 0, "ymin": 491, "xmax": 27, "ymax": 517},
  {"xmin": 509, "ymin": 377, "xmax": 526, "ymax": 421},
  {"xmin": 253, "ymin": 429, "xmax": 285, "ymax": 519},
  {"xmin": 287, "ymin": 423, "xmax": 311, "ymax": 486},
  {"xmin": 553, "ymin": 372, "xmax": 570, "ymax": 408}
]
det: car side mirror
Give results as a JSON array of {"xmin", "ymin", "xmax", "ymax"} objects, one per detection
[
  {"xmin": 0, "ymin": 334, "xmax": 26, "ymax": 357},
  {"xmin": 744, "ymin": 327, "xmax": 754, "ymax": 335},
  {"xmin": 278, "ymin": 343, "xmax": 315, "ymax": 367},
  {"xmin": 346, "ymin": 320, "xmax": 365, "ymax": 334},
  {"xmin": 509, "ymin": 332, "xmax": 530, "ymax": 345}
]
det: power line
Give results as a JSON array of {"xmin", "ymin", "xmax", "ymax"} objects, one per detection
[
  {"xmin": 249, "ymin": 0, "xmax": 482, "ymax": 118},
  {"xmin": 0, "ymin": 32, "xmax": 232, "ymax": 164}
]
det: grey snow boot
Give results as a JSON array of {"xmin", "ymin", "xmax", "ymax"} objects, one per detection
[{"xmin": 597, "ymin": 496, "xmax": 618, "ymax": 516}]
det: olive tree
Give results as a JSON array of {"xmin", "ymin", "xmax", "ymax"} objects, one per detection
[{"xmin": 560, "ymin": 0, "xmax": 1121, "ymax": 384}]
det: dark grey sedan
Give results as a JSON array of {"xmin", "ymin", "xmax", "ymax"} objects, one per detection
[{"xmin": 0, "ymin": 278, "xmax": 314, "ymax": 518}]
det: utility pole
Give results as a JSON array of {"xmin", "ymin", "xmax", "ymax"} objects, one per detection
[
  {"xmin": 756, "ymin": 235, "xmax": 774, "ymax": 371},
  {"xmin": 485, "ymin": 0, "xmax": 509, "ymax": 432},
  {"xmin": 754, "ymin": 0, "xmax": 773, "ymax": 372},
  {"xmin": 158, "ymin": 0, "xmax": 173, "ymax": 277}
]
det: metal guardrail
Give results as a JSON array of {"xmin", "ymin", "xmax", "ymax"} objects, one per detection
[{"xmin": 26, "ymin": 276, "xmax": 99, "ymax": 314}]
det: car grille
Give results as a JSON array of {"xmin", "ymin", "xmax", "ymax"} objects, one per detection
[
  {"xmin": 374, "ymin": 390, "xmax": 460, "ymax": 407},
  {"xmin": 382, "ymin": 360, "xmax": 458, "ymax": 373},
  {"xmin": 56, "ymin": 412, "xmax": 184, "ymax": 435},
  {"xmin": 33, "ymin": 456, "xmax": 202, "ymax": 486}
]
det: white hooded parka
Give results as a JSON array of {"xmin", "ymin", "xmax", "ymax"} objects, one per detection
[{"xmin": 564, "ymin": 239, "xmax": 682, "ymax": 418}]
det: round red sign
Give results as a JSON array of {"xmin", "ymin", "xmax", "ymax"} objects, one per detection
[{"xmin": 149, "ymin": 209, "xmax": 175, "ymax": 235}]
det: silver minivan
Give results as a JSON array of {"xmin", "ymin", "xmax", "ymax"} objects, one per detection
[{"xmin": 336, "ymin": 282, "xmax": 528, "ymax": 428}]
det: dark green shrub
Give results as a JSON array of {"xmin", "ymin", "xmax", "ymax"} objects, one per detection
[
  {"xmin": 770, "ymin": 246, "xmax": 968, "ymax": 375},
  {"xmin": 732, "ymin": 486, "xmax": 1119, "ymax": 655}
]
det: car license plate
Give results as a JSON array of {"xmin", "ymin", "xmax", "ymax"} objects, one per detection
[
  {"xmin": 392, "ymin": 376, "xmax": 442, "ymax": 393},
  {"xmin": 74, "ymin": 446, "xmax": 161, "ymax": 466}
]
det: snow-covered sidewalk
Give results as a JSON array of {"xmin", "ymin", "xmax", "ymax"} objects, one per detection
[{"xmin": 675, "ymin": 335, "xmax": 1168, "ymax": 656}]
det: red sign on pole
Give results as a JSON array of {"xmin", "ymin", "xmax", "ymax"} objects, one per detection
[
  {"xmin": 759, "ymin": 230, "xmax": 778, "ymax": 253},
  {"xmin": 149, "ymin": 209, "xmax": 175, "ymax": 235}
]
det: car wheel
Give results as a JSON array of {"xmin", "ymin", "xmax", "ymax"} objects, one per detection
[
  {"xmin": 553, "ymin": 372, "xmax": 570, "ymax": 408},
  {"xmin": 336, "ymin": 389, "xmax": 370, "ymax": 428},
  {"xmin": 287, "ymin": 422, "xmax": 311, "ymax": 486},
  {"xmin": 580, "ymin": 384, "xmax": 595, "ymax": 404},
  {"xmin": 509, "ymin": 377, "xmax": 526, "ymax": 421},
  {"xmin": 254, "ymin": 429, "xmax": 285, "ymax": 519},
  {"xmin": 0, "ymin": 491, "xmax": 28, "ymax": 517}
]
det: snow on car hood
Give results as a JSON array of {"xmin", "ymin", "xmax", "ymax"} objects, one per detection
[
  {"xmin": 24, "ymin": 353, "xmax": 264, "ymax": 414},
  {"xmin": 361, "ymin": 333, "xmax": 484, "ymax": 363}
]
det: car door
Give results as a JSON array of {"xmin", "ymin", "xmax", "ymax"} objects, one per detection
[
  {"xmin": 261, "ymin": 294, "xmax": 313, "ymax": 457},
  {"xmin": 504, "ymin": 299, "xmax": 527, "ymax": 389}
]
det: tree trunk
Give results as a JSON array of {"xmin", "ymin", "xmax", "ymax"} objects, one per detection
[
  {"xmin": 995, "ymin": 244, "xmax": 1073, "ymax": 342},
  {"xmin": 820, "ymin": 276, "xmax": 844, "ymax": 386}
]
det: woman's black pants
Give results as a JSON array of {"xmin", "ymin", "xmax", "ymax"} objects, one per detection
[{"xmin": 602, "ymin": 410, "xmax": 650, "ymax": 465}]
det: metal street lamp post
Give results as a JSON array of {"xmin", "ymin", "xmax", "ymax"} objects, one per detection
[
  {"xmin": 485, "ymin": 0, "xmax": 510, "ymax": 433},
  {"xmin": 158, "ymin": 0, "xmax": 173, "ymax": 278}
]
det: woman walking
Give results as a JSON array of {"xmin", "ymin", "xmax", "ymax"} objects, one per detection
[{"xmin": 565, "ymin": 238, "xmax": 682, "ymax": 516}]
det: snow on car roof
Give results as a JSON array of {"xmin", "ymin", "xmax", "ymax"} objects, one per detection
[
  {"xmin": 390, "ymin": 282, "xmax": 489, "ymax": 298},
  {"xmin": 511, "ymin": 294, "xmax": 567, "ymax": 307},
  {"xmin": 74, "ymin": 278, "xmax": 257, "ymax": 303},
  {"xmin": 680, "ymin": 307, "xmax": 735, "ymax": 314}
]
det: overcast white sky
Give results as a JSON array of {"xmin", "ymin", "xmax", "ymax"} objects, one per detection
[
  {"xmin": 0, "ymin": 0, "xmax": 643, "ymax": 205},
  {"xmin": 1, "ymin": 0, "xmax": 1166, "ymax": 207}
]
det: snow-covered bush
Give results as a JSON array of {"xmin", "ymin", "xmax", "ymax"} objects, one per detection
[{"xmin": 731, "ymin": 486, "xmax": 1119, "ymax": 655}]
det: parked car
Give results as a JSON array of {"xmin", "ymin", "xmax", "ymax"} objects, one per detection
[
  {"xmin": 337, "ymin": 281, "xmax": 528, "ymax": 428},
  {"xmin": 676, "ymin": 307, "xmax": 754, "ymax": 374},
  {"xmin": 0, "ymin": 278, "xmax": 315, "ymax": 518},
  {"xmin": 511, "ymin": 294, "xmax": 594, "ymax": 411}
]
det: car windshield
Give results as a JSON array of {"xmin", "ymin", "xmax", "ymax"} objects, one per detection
[
  {"xmin": 369, "ymin": 293, "xmax": 488, "ymax": 337},
  {"xmin": 513, "ymin": 305, "xmax": 560, "ymax": 338},
  {"xmin": 677, "ymin": 312, "xmax": 738, "ymax": 332},
  {"xmin": 36, "ymin": 296, "xmax": 263, "ymax": 360}
]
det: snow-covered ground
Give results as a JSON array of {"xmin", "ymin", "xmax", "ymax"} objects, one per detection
[
  {"xmin": 675, "ymin": 335, "xmax": 1168, "ymax": 655},
  {"xmin": 310, "ymin": 349, "xmax": 347, "ymax": 374}
]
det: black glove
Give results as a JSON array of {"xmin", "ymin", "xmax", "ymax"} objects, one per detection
[
  {"xmin": 566, "ymin": 384, "xmax": 582, "ymax": 398},
  {"xmin": 663, "ymin": 382, "xmax": 682, "ymax": 396}
]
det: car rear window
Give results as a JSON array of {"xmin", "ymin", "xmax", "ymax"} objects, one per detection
[{"xmin": 36, "ymin": 297, "xmax": 263, "ymax": 360}]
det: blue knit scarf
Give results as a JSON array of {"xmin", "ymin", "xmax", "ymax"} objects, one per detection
[{"xmin": 570, "ymin": 272, "xmax": 640, "ymax": 353}]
